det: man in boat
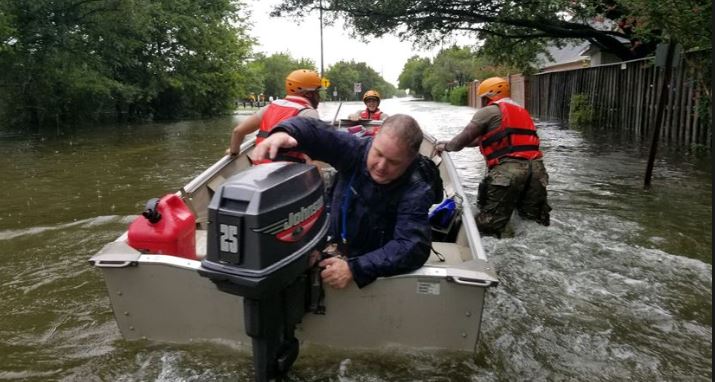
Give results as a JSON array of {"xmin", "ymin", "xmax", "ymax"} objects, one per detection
[
  {"xmin": 348, "ymin": 90, "xmax": 388, "ymax": 136},
  {"xmin": 250, "ymin": 114, "xmax": 435, "ymax": 289},
  {"xmin": 434, "ymin": 77, "xmax": 551, "ymax": 238},
  {"xmin": 227, "ymin": 69, "xmax": 322, "ymax": 159}
]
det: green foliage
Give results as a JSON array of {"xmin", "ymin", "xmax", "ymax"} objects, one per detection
[
  {"xmin": 324, "ymin": 60, "xmax": 395, "ymax": 100},
  {"xmin": 398, "ymin": 56, "xmax": 431, "ymax": 97},
  {"xmin": 480, "ymin": 34, "xmax": 552, "ymax": 74},
  {"xmin": 0, "ymin": 0, "xmax": 254, "ymax": 128},
  {"xmin": 251, "ymin": 53, "xmax": 316, "ymax": 100},
  {"xmin": 273, "ymin": 0, "xmax": 708, "ymax": 73},
  {"xmin": 0, "ymin": 4, "xmax": 14, "ymax": 55},
  {"xmin": 624, "ymin": 0, "xmax": 712, "ymax": 134},
  {"xmin": 448, "ymin": 86, "xmax": 469, "ymax": 106},
  {"xmin": 422, "ymin": 46, "xmax": 480, "ymax": 101},
  {"xmin": 622, "ymin": 0, "xmax": 710, "ymax": 53},
  {"xmin": 400, "ymin": 45, "xmax": 514, "ymax": 103},
  {"xmin": 568, "ymin": 93, "xmax": 595, "ymax": 129}
]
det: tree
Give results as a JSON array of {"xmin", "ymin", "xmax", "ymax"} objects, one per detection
[
  {"xmin": 398, "ymin": 56, "xmax": 431, "ymax": 97},
  {"xmin": 324, "ymin": 60, "xmax": 395, "ymax": 100},
  {"xmin": 252, "ymin": 53, "xmax": 317, "ymax": 99},
  {"xmin": 408, "ymin": 46, "xmax": 515, "ymax": 102},
  {"xmin": 421, "ymin": 46, "xmax": 477, "ymax": 101},
  {"xmin": 272, "ymin": 0, "xmax": 710, "ymax": 71},
  {"xmin": 144, "ymin": 0, "xmax": 255, "ymax": 118},
  {"xmin": 0, "ymin": 0, "xmax": 255, "ymax": 128}
]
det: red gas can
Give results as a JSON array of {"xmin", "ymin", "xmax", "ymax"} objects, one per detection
[{"xmin": 127, "ymin": 194, "xmax": 197, "ymax": 260}]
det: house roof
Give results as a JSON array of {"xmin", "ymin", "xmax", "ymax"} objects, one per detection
[
  {"xmin": 537, "ymin": 42, "xmax": 590, "ymax": 69},
  {"xmin": 536, "ymin": 18, "xmax": 631, "ymax": 69}
]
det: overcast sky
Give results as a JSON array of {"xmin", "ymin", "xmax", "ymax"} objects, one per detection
[{"xmin": 247, "ymin": 1, "xmax": 474, "ymax": 87}]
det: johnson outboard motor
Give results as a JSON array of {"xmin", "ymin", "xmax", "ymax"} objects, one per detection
[{"xmin": 199, "ymin": 162, "xmax": 328, "ymax": 381}]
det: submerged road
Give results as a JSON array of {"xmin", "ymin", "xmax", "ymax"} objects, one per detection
[{"xmin": 0, "ymin": 98, "xmax": 711, "ymax": 380}]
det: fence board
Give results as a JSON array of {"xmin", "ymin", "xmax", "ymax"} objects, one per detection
[{"xmin": 523, "ymin": 53, "xmax": 710, "ymax": 149}]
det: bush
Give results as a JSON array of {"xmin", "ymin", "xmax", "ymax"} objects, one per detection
[
  {"xmin": 568, "ymin": 93, "xmax": 594, "ymax": 129},
  {"xmin": 448, "ymin": 86, "xmax": 469, "ymax": 106}
]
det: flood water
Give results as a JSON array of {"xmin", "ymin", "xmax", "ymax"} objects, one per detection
[{"xmin": 0, "ymin": 98, "xmax": 711, "ymax": 381}]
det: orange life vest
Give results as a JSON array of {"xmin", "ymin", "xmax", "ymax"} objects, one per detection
[
  {"xmin": 359, "ymin": 109, "xmax": 383, "ymax": 120},
  {"xmin": 479, "ymin": 99, "xmax": 542, "ymax": 169},
  {"xmin": 254, "ymin": 96, "xmax": 313, "ymax": 164}
]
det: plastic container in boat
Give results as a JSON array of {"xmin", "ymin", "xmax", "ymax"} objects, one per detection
[{"xmin": 127, "ymin": 194, "xmax": 196, "ymax": 260}]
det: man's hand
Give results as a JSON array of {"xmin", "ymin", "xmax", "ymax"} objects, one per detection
[
  {"xmin": 319, "ymin": 257, "xmax": 353, "ymax": 289},
  {"xmin": 249, "ymin": 132, "xmax": 298, "ymax": 162},
  {"xmin": 432, "ymin": 141, "xmax": 448, "ymax": 157}
]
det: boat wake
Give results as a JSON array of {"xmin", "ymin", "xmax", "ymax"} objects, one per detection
[
  {"xmin": 0, "ymin": 215, "xmax": 136, "ymax": 241},
  {"xmin": 477, "ymin": 211, "xmax": 713, "ymax": 381}
]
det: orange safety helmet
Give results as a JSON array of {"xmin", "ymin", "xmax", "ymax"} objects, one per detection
[
  {"xmin": 477, "ymin": 77, "xmax": 510, "ymax": 101},
  {"xmin": 285, "ymin": 69, "xmax": 322, "ymax": 96},
  {"xmin": 362, "ymin": 90, "xmax": 381, "ymax": 105}
]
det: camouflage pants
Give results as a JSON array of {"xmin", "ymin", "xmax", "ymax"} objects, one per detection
[{"xmin": 476, "ymin": 158, "xmax": 551, "ymax": 237}]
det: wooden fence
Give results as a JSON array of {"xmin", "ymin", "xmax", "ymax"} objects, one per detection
[{"xmin": 525, "ymin": 51, "xmax": 711, "ymax": 149}]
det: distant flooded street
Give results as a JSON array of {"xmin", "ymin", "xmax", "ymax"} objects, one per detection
[{"xmin": 0, "ymin": 98, "xmax": 710, "ymax": 381}]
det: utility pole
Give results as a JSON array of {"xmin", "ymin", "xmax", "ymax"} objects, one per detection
[{"xmin": 319, "ymin": 0, "xmax": 324, "ymax": 77}]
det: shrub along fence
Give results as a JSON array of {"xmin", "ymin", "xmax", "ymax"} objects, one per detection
[{"xmin": 525, "ymin": 50, "xmax": 711, "ymax": 149}]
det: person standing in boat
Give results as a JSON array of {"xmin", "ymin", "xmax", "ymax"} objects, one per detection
[
  {"xmin": 250, "ymin": 114, "xmax": 436, "ymax": 289},
  {"xmin": 434, "ymin": 77, "xmax": 551, "ymax": 238},
  {"xmin": 348, "ymin": 90, "xmax": 388, "ymax": 136},
  {"xmin": 227, "ymin": 69, "xmax": 322, "ymax": 158}
]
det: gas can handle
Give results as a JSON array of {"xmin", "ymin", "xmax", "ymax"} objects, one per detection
[{"xmin": 142, "ymin": 198, "xmax": 162, "ymax": 224}]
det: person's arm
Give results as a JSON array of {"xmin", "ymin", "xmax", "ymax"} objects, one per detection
[
  {"xmin": 250, "ymin": 116, "xmax": 365, "ymax": 171},
  {"xmin": 444, "ymin": 120, "xmax": 484, "ymax": 152},
  {"xmin": 347, "ymin": 180, "xmax": 433, "ymax": 288},
  {"xmin": 249, "ymin": 132, "xmax": 298, "ymax": 162},
  {"xmin": 271, "ymin": 116, "xmax": 365, "ymax": 172},
  {"xmin": 434, "ymin": 105, "xmax": 500, "ymax": 154},
  {"xmin": 227, "ymin": 112, "xmax": 262, "ymax": 155},
  {"xmin": 379, "ymin": 112, "xmax": 389, "ymax": 121},
  {"xmin": 347, "ymin": 110, "xmax": 361, "ymax": 121}
]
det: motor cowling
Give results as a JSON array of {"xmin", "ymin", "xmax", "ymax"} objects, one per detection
[{"xmin": 199, "ymin": 162, "xmax": 328, "ymax": 381}]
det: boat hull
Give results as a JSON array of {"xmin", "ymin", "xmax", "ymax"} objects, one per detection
[{"xmin": 93, "ymin": 241, "xmax": 491, "ymax": 352}]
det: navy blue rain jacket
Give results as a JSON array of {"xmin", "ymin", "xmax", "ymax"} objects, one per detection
[{"xmin": 273, "ymin": 117, "xmax": 434, "ymax": 287}]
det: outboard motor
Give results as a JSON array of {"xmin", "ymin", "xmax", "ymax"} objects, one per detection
[{"xmin": 199, "ymin": 162, "xmax": 328, "ymax": 381}]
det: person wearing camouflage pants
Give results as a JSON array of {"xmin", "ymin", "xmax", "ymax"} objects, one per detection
[{"xmin": 434, "ymin": 77, "xmax": 551, "ymax": 237}]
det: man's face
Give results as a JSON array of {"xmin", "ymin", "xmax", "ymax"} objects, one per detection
[
  {"xmin": 365, "ymin": 98, "xmax": 379, "ymax": 111},
  {"xmin": 367, "ymin": 131, "xmax": 414, "ymax": 184}
]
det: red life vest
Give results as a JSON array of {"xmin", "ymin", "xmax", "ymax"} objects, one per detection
[
  {"xmin": 479, "ymin": 99, "xmax": 542, "ymax": 169},
  {"xmin": 254, "ymin": 96, "xmax": 313, "ymax": 164},
  {"xmin": 359, "ymin": 109, "xmax": 383, "ymax": 120}
]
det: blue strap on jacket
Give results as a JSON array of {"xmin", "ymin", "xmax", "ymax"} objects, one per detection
[{"xmin": 341, "ymin": 171, "xmax": 357, "ymax": 244}]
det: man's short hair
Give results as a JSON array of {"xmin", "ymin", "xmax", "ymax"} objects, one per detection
[{"xmin": 379, "ymin": 114, "xmax": 423, "ymax": 157}]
